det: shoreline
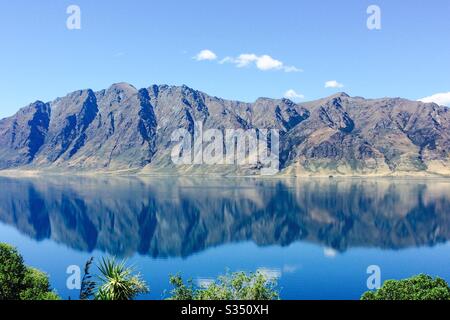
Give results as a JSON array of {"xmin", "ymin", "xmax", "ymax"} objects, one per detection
[{"xmin": 0, "ymin": 168, "xmax": 449, "ymax": 180}]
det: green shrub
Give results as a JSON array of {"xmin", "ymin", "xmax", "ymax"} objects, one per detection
[
  {"xmin": 19, "ymin": 268, "xmax": 60, "ymax": 300},
  {"xmin": 168, "ymin": 271, "xmax": 279, "ymax": 300},
  {"xmin": 362, "ymin": 274, "xmax": 450, "ymax": 300},
  {"xmin": 0, "ymin": 243, "xmax": 27, "ymax": 300},
  {"xmin": 0, "ymin": 243, "xmax": 60, "ymax": 300}
]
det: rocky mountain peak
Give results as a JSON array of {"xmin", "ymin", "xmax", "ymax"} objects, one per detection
[{"xmin": 0, "ymin": 84, "xmax": 449, "ymax": 176}]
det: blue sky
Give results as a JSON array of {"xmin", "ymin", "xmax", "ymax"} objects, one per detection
[{"xmin": 0, "ymin": 0, "xmax": 449, "ymax": 118}]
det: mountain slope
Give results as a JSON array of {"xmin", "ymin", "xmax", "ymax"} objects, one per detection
[{"xmin": 0, "ymin": 83, "xmax": 449, "ymax": 176}]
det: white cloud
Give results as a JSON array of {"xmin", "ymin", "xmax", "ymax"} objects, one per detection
[
  {"xmin": 256, "ymin": 55, "xmax": 283, "ymax": 70},
  {"xmin": 234, "ymin": 54, "xmax": 259, "ymax": 67},
  {"xmin": 323, "ymin": 247, "xmax": 338, "ymax": 258},
  {"xmin": 256, "ymin": 267, "xmax": 282, "ymax": 280},
  {"xmin": 218, "ymin": 56, "xmax": 233, "ymax": 64},
  {"xmin": 282, "ymin": 264, "xmax": 299, "ymax": 274},
  {"xmin": 221, "ymin": 53, "xmax": 302, "ymax": 73},
  {"xmin": 284, "ymin": 89, "xmax": 305, "ymax": 101},
  {"xmin": 194, "ymin": 49, "xmax": 217, "ymax": 61},
  {"xmin": 196, "ymin": 278, "xmax": 214, "ymax": 288},
  {"xmin": 283, "ymin": 65, "xmax": 303, "ymax": 73},
  {"xmin": 418, "ymin": 92, "xmax": 450, "ymax": 107},
  {"xmin": 325, "ymin": 80, "xmax": 344, "ymax": 89}
]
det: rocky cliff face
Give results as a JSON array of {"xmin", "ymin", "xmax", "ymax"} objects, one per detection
[
  {"xmin": 0, "ymin": 83, "xmax": 449, "ymax": 175},
  {"xmin": 0, "ymin": 101, "xmax": 51, "ymax": 168}
]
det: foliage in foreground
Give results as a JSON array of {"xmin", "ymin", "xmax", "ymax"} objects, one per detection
[
  {"xmin": 361, "ymin": 274, "xmax": 450, "ymax": 300},
  {"xmin": 4, "ymin": 241, "xmax": 450, "ymax": 301},
  {"xmin": 167, "ymin": 271, "xmax": 280, "ymax": 300},
  {"xmin": 80, "ymin": 257, "xmax": 149, "ymax": 300},
  {"xmin": 0, "ymin": 243, "xmax": 59, "ymax": 300}
]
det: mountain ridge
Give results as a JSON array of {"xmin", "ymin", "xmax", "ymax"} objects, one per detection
[{"xmin": 1, "ymin": 82, "xmax": 449, "ymax": 176}]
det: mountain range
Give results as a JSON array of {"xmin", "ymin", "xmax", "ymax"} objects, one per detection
[{"xmin": 1, "ymin": 82, "xmax": 449, "ymax": 176}]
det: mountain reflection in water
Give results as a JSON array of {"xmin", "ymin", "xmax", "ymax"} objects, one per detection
[{"xmin": 0, "ymin": 176, "xmax": 449, "ymax": 258}]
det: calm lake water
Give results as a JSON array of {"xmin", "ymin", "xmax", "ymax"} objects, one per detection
[{"xmin": 0, "ymin": 176, "xmax": 449, "ymax": 300}]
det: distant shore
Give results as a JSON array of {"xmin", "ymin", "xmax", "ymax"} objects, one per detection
[{"xmin": 1, "ymin": 168, "xmax": 449, "ymax": 179}]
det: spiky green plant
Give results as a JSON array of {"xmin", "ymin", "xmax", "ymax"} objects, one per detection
[
  {"xmin": 94, "ymin": 257, "xmax": 149, "ymax": 300},
  {"xmin": 79, "ymin": 257, "xmax": 95, "ymax": 300}
]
